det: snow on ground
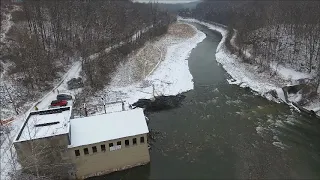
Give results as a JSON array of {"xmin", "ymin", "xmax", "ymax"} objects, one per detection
[
  {"xmin": 230, "ymin": 30, "xmax": 253, "ymax": 59},
  {"xmin": 0, "ymin": 5, "xmax": 20, "ymax": 43},
  {"xmin": 1, "ymin": 23, "xmax": 203, "ymax": 178},
  {"xmin": 109, "ymin": 42, "xmax": 162, "ymax": 86},
  {"xmin": 1, "ymin": 19, "xmax": 155, "ymax": 179},
  {"xmin": 312, "ymin": 107, "xmax": 320, "ymax": 113},
  {"xmin": 88, "ymin": 25, "xmax": 154, "ymax": 60},
  {"xmin": 275, "ymin": 88, "xmax": 287, "ymax": 102},
  {"xmin": 1, "ymin": 24, "xmax": 161, "ymax": 178},
  {"xmin": 0, "ymin": 8, "xmax": 13, "ymax": 43},
  {"xmin": 35, "ymin": 61, "xmax": 82, "ymax": 110},
  {"xmin": 231, "ymin": 26, "xmax": 313, "ymax": 84},
  {"xmin": 181, "ymin": 18, "xmax": 282, "ymax": 100},
  {"xmin": 181, "ymin": 18, "xmax": 320, "ymax": 114},
  {"xmin": 247, "ymin": 25, "xmax": 319, "ymax": 75},
  {"xmin": 1, "ymin": 60, "xmax": 83, "ymax": 179},
  {"xmin": 304, "ymin": 97, "xmax": 320, "ymax": 114},
  {"xmin": 181, "ymin": 18, "xmax": 320, "ymax": 152},
  {"xmin": 288, "ymin": 93, "xmax": 303, "ymax": 103},
  {"xmin": 0, "ymin": 61, "xmax": 81, "ymax": 180},
  {"xmin": 270, "ymin": 62, "xmax": 312, "ymax": 83},
  {"xmin": 88, "ymin": 22, "xmax": 206, "ymax": 111},
  {"xmin": 1, "ymin": 114, "xmax": 23, "ymax": 180},
  {"xmin": 2, "ymin": 21, "xmax": 203, "ymax": 178},
  {"xmin": 110, "ymin": 23, "xmax": 195, "ymax": 88}
]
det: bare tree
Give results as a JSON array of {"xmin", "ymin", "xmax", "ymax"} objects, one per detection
[{"xmin": 13, "ymin": 116, "xmax": 74, "ymax": 179}]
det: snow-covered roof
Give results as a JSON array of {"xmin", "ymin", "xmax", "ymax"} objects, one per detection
[
  {"xmin": 69, "ymin": 108, "xmax": 148, "ymax": 148},
  {"xmin": 14, "ymin": 107, "xmax": 72, "ymax": 142}
]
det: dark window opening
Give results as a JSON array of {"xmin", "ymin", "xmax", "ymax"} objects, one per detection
[
  {"xmin": 117, "ymin": 141, "xmax": 121, "ymax": 146},
  {"xmin": 75, "ymin": 150, "xmax": 80, "ymax": 156},
  {"xmin": 84, "ymin": 148, "xmax": 89, "ymax": 155},
  {"xmin": 109, "ymin": 143, "xmax": 113, "ymax": 147},
  {"xmin": 101, "ymin": 144, "xmax": 106, "ymax": 151},
  {"xmin": 92, "ymin": 146, "xmax": 97, "ymax": 153},
  {"xmin": 140, "ymin": 136, "xmax": 145, "ymax": 143},
  {"xmin": 133, "ymin": 138, "xmax": 137, "ymax": 145},
  {"xmin": 125, "ymin": 139, "xmax": 129, "ymax": 146}
]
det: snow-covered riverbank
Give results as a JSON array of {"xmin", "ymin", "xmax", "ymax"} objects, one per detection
[
  {"xmin": 109, "ymin": 22, "xmax": 206, "ymax": 104},
  {"xmin": 181, "ymin": 18, "xmax": 320, "ymax": 116},
  {"xmin": 182, "ymin": 18, "xmax": 283, "ymax": 99},
  {"xmin": 86, "ymin": 23, "xmax": 206, "ymax": 111}
]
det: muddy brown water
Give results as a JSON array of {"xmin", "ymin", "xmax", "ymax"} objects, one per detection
[{"xmin": 88, "ymin": 23, "xmax": 320, "ymax": 179}]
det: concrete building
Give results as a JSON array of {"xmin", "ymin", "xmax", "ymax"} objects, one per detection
[
  {"xmin": 68, "ymin": 108, "xmax": 150, "ymax": 179},
  {"xmin": 14, "ymin": 107, "xmax": 150, "ymax": 179},
  {"xmin": 13, "ymin": 106, "xmax": 73, "ymax": 179}
]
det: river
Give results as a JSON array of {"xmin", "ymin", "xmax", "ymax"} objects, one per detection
[{"xmin": 89, "ymin": 23, "xmax": 320, "ymax": 179}]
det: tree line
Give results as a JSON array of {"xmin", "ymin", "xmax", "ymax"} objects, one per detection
[
  {"xmin": 1, "ymin": 0, "xmax": 174, "ymax": 114},
  {"xmin": 82, "ymin": 3, "xmax": 175, "ymax": 90},
  {"xmin": 3, "ymin": 0, "xmax": 173, "ymax": 90}
]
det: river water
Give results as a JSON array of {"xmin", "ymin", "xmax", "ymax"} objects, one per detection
[{"xmin": 89, "ymin": 23, "xmax": 320, "ymax": 179}]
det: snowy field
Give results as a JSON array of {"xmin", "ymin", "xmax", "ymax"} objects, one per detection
[
  {"xmin": 181, "ymin": 18, "xmax": 320, "ymax": 115},
  {"xmin": 87, "ymin": 23, "xmax": 206, "ymax": 109}
]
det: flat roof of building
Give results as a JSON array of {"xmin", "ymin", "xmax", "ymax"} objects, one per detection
[
  {"xmin": 69, "ymin": 108, "xmax": 148, "ymax": 148},
  {"xmin": 15, "ymin": 107, "xmax": 72, "ymax": 142}
]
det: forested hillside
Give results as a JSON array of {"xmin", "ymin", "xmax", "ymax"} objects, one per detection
[
  {"xmin": 185, "ymin": 1, "xmax": 320, "ymax": 93},
  {"xmin": 1, "ymin": 0, "xmax": 174, "ymax": 117}
]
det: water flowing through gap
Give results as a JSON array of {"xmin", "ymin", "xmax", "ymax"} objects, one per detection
[{"xmin": 89, "ymin": 23, "xmax": 320, "ymax": 180}]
